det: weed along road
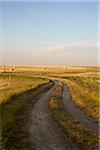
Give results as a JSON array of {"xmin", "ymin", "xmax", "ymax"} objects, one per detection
[{"xmin": 29, "ymin": 80, "xmax": 77, "ymax": 150}]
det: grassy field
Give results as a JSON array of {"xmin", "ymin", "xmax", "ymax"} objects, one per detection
[
  {"xmin": 0, "ymin": 66, "xmax": 99, "ymax": 149},
  {"xmin": 0, "ymin": 72, "xmax": 50, "ymax": 149},
  {"xmin": 0, "ymin": 73, "xmax": 49, "ymax": 104}
]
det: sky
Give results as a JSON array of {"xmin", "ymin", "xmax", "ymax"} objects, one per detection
[{"xmin": 0, "ymin": 1, "xmax": 99, "ymax": 66}]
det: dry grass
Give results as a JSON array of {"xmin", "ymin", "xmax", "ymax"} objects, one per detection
[
  {"xmin": 0, "ymin": 73, "xmax": 48, "ymax": 104},
  {"xmin": 65, "ymin": 77, "xmax": 99, "ymax": 122},
  {"xmin": 0, "ymin": 66, "xmax": 99, "ymax": 149},
  {"xmin": 0, "ymin": 65, "xmax": 99, "ymax": 73}
]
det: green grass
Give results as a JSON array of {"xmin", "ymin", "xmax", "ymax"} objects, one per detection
[
  {"xmin": 49, "ymin": 82, "xmax": 99, "ymax": 150},
  {"xmin": 0, "ymin": 73, "xmax": 51, "ymax": 150}
]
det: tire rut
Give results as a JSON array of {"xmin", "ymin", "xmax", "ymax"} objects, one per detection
[
  {"xmin": 30, "ymin": 81, "xmax": 77, "ymax": 150},
  {"xmin": 62, "ymin": 82, "xmax": 99, "ymax": 136}
]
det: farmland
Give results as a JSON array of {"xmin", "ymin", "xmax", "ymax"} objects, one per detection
[{"xmin": 0, "ymin": 66, "xmax": 99, "ymax": 150}]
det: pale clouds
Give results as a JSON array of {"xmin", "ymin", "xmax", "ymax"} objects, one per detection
[
  {"xmin": 40, "ymin": 40, "xmax": 98, "ymax": 55},
  {"xmin": 31, "ymin": 40, "xmax": 98, "ymax": 66},
  {"xmin": 1, "ymin": 40, "xmax": 99, "ymax": 66}
]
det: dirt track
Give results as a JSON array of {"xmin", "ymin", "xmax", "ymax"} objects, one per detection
[
  {"xmin": 29, "ymin": 81, "xmax": 77, "ymax": 150},
  {"xmin": 28, "ymin": 79, "xmax": 99, "ymax": 150}
]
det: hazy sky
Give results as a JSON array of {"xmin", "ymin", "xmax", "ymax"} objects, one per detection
[{"xmin": 0, "ymin": 1, "xmax": 99, "ymax": 66}]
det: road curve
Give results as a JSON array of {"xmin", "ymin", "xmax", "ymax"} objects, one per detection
[
  {"xmin": 62, "ymin": 82, "xmax": 99, "ymax": 136},
  {"xmin": 30, "ymin": 81, "xmax": 77, "ymax": 150}
]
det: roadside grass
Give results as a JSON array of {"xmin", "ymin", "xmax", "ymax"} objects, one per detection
[
  {"xmin": 0, "ymin": 73, "xmax": 52, "ymax": 150},
  {"xmin": 65, "ymin": 77, "xmax": 99, "ymax": 122},
  {"xmin": 0, "ymin": 73, "xmax": 48, "ymax": 104},
  {"xmin": 49, "ymin": 82, "xmax": 99, "ymax": 150}
]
